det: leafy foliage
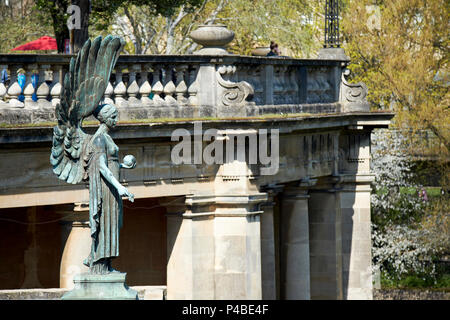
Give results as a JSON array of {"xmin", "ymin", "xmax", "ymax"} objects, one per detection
[
  {"xmin": 33, "ymin": 0, "xmax": 202, "ymax": 52},
  {"xmin": 0, "ymin": 0, "xmax": 54, "ymax": 53},
  {"xmin": 218, "ymin": 0, "xmax": 324, "ymax": 57},
  {"xmin": 342, "ymin": 0, "xmax": 450, "ymax": 156},
  {"xmin": 104, "ymin": 0, "xmax": 326, "ymax": 57}
]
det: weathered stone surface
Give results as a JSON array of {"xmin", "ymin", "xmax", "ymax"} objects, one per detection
[
  {"xmin": 61, "ymin": 272, "xmax": 138, "ymax": 300},
  {"xmin": 0, "ymin": 286, "xmax": 166, "ymax": 300},
  {"xmin": 0, "ymin": 108, "xmax": 33, "ymax": 124}
]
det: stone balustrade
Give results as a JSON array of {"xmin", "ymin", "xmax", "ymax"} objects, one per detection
[{"xmin": 0, "ymin": 53, "xmax": 368, "ymax": 123}]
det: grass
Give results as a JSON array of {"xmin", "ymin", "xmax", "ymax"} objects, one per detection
[
  {"xmin": 375, "ymin": 186, "xmax": 443, "ymax": 198},
  {"xmin": 380, "ymin": 272, "xmax": 450, "ymax": 291}
]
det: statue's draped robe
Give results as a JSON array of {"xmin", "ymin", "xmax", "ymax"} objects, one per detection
[{"xmin": 85, "ymin": 132, "xmax": 123, "ymax": 266}]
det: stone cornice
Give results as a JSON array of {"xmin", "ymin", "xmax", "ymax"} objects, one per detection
[
  {"xmin": 0, "ymin": 53, "xmax": 345, "ymax": 67},
  {"xmin": 0, "ymin": 112, "xmax": 394, "ymax": 145}
]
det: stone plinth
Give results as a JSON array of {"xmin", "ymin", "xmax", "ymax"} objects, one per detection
[{"xmin": 61, "ymin": 272, "xmax": 138, "ymax": 300}]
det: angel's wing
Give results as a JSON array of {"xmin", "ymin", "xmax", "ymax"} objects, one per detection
[{"xmin": 50, "ymin": 35, "xmax": 125, "ymax": 184}]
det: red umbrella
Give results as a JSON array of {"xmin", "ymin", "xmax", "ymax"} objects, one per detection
[{"xmin": 11, "ymin": 36, "xmax": 57, "ymax": 51}]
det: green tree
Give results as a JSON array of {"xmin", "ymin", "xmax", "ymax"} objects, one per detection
[
  {"xmin": 342, "ymin": 0, "xmax": 449, "ymax": 155},
  {"xmin": 341, "ymin": 0, "xmax": 449, "ymax": 287},
  {"xmin": 106, "ymin": 0, "xmax": 326, "ymax": 57},
  {"xmin": 218, "ymin": 0, "xmax": 325, "ymax": 57},
  {"xmin": 34, "ymin": 0, "xmax": 202, "ymax": 52},
  {"xmin": 106, "ymin": 0, "xmax": 228, "ymax": 54},
  {"xmin": 0, "ymin": 0, "xmax": 53, "ymax": 53}
]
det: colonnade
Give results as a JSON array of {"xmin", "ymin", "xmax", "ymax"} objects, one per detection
[{"xmin": 58, "ymin": 174, "xmax": 373, "ymax": 300}]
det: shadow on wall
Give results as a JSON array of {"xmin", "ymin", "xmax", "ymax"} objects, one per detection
[
  {"xmin": 0, "ymin": 198, "xmax": 168, "ymax": 290},
  {"xmin": 0, "ymin": 206, "xmax": 63, "ymax": 289}
]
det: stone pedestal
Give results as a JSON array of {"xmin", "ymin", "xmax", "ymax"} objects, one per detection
[
  {"xmin": 165, "ymin": 193, "xmax": 266, "ymax": 300},
  {"xmin": 280, "ymin": 187, "xmax": 311, "ymax": 300},
  {"xmin": 61, "ymin": 272, "xmax": 137, "ymax": 300},
  {"xmin": 317, "ymin": 47, "xmax": 350, "ymax": 61}
]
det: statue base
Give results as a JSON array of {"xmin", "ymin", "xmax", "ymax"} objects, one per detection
[{"xmin": 61, "ymin": 272, "xmax": 138, "ymax": 300}]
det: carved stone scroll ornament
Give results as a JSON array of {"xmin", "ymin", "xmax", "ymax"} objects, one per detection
[
  {"xmin": 216, "ymin": 65, "xmax": 254, "ymax": 107},
  {"xmin": 340, "ymin": 68, "xmax": 370, "ymax": 112}
]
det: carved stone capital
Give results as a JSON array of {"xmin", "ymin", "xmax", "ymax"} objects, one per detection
[{"xmin": 183, "ymin": 193, "xmax": 267, "ymax": 218}]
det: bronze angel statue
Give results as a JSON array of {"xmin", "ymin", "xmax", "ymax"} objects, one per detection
[{"xmin": 50, "ymin": 35, "xmax": 135, "ymax": 275}]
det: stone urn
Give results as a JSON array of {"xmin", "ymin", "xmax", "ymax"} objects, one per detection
[
  {"xmin": 251, "ymin": 46, "xmax": 270, "ymax": 56},
  {"xmin": 190, "ymin": 24, "xmax": 235, "ymax": 55}
]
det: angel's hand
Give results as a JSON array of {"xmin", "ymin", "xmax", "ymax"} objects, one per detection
[{"xmin": 118, "ymin": 185, "xmax": 134, "ymax": 202}]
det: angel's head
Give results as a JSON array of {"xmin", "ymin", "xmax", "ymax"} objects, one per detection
[{"xmin": 93, "ymin": 104, "xmax": 118, "ymax": 128}]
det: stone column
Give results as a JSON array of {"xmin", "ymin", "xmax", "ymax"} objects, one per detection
[
  {"xmin": 337, "ymin": 176, "xmax": 374, "ymax": 300},
  {"xmin": 164, "ymin": 193, "xmax": 266, "ymax": 300},
  {"xmin": 280, "ymin": 186, "xmax": 311, "ymax": 300},
  {"xmin": 308, "ymin": 182, "xmax": 343, "ymax": 300},
  {"xmin": 58, "ymin": 203, "xmax": 90, "ymax": 289},
  {"xmin": 21, "ymin": 207, "xmax": 42, "ymax": 288},
  {"xmin": 164, "ymin": 197, "xmax": 191, "ymax": 299},
  {"xmin": 260, "ymin": 186, "xmax": 283, "ymax": 300},
  {"xmin": 337, "ymin": 129, "xmax": 374, "ymax": 299}
]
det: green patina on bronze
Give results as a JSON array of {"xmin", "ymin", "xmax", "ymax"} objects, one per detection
[{"xmin": 50, "ymin": 35, "xmax": 136, "ymax": 278}]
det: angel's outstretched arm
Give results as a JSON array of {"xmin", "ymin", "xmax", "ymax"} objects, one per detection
[{"xmin": 98, "ymin": 153, "xmax": 134, "ymax": 202}]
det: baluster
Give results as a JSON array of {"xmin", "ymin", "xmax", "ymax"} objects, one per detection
[
  {"xmin": 50, "ymin": 65, "xmax": 63, "ymax": 107},
  {"xmin": 273, "ymin": 66, "xmax": 282, "ymax": 95},
  {"xmin": 23, "ymin": 64, "xmax": 38, "ymax": 108},
  {"xmin": 104, "ymin": 81, "xmax": 114, "ymax": 105},
  {"xmin": 272, "ymin": 66, "xmax": 281, "ymax": 104},
  {"xmin": 187, "ymin": 65, "xmax": 199, "ymax": 106},
  {"xmin": 127, "ymin": 64, "xmax": 140, "ymax": 105},
  {"xmin": 237, "ymin": 64, "xmax": 248, "ymax": 83},
  {"xmin": 284, "ymin": 66, "xmax": 293, "ymax": 104},
  {"xmin": 279, "ymin": 66, "xmax": 288, "ymax": 104},
  {"xmin": 0, "ymin": 64, "xmax": 7, "ymax": 105},
  {"xmin": 7, "ymin": 65, "xmax": 24, "ymax": 108},
  {"xmin": 252, "ymin": 66, "xmax": 263, "ymax": 104},
  {"xmin": 175, "ymin": 65, "xmax": 188, "ymax": 105},
  {"xmin": 163, "ymin": 65, "xmax": 176, "ymax": 105},
  {"xmin": 279, "ymin": 66, "xmax": 285, "ymax": 99},
  {"xmin": 36, "ymin": 64, "xmax": 51, "ymax": 107},
  {"xmin": 114, "ymin": 65, "xmax": 127, "ymax": 107},
  {"xmin": 282, "ymin": 66, "xmax": 291, "ymax": 104},
  {"xmin": 291, "ymin": 66, "xmax": 299, "ymax": 104},
  {"xmin": 151, "ymin": 66, "xmax": 164, "ymax": 105},
  {"xmin": 139, "ymin": 63, "xmax": 152, "ymax": 106}
]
